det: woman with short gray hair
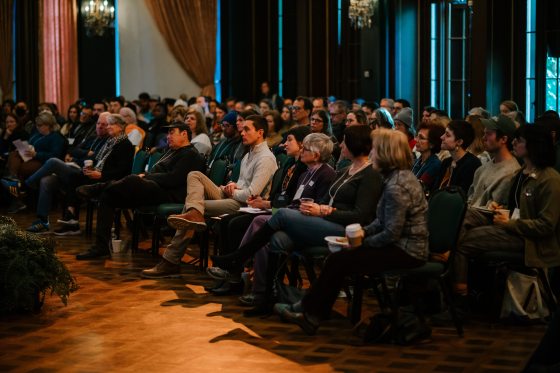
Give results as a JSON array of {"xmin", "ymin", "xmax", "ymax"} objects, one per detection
[{"xmin": 302, "ymin": 133, "xmax": 334, "ymax": 164}]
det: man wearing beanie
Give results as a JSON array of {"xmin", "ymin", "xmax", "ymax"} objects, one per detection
[
  {"xmin": 207, "ymin": 111, "xmax": 243, "ymax": 171},
  {"xmin": 394, "ymin": 107, "xmax": 416, "ymax": 150}
]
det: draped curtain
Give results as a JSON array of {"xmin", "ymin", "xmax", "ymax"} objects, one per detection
[
  {"xmin": 144, "ymin": 0, "xmax": 217, "ymax": 97},
  {"xmin": 40, "ymin": 0, "xmax": 78, "ymax": 114},
  {"xmin": 0, "ymin": 0, "xmax": 14, "ymax": 100}
]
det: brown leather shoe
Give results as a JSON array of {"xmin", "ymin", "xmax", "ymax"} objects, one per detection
[
  {"xmin": 141, "ymin": 259, "xmax": 181, "ymax": 278},
  {"xmin": 167, "ymin": 209, "xmax": 207, "ymax": 231}
]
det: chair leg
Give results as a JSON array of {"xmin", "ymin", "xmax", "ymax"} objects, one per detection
[
  {"xmin": 151, "ymin": 216, "xmax": 161, "ymax": 256},
  {"xmin": 350, "ymin": 275, "xmax": 364, "ymax": 325},
  {"xmin": 288, "ymin": 256, "xmax": 300, "ymax": 287},
  {"xmin": 439, "ymin": 277, "xmax": 464, "ymax": 337},
  {"xmin": 113, "ymin": 209, "xmax": 121, "ymax": 239},
  {"xmin": 199, "ymin": 230, "xmax": 209, "ymax": 271},
  {"xmin": 85, "ymin": 201, "xmax": 94, "ymax": 237},
  {"xmin": 131, "ymin": 211, "xmax": 140, "ymax": 253}
]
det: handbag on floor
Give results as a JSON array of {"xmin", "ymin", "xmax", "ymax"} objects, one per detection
[{"xmin": 500, "ymin": 269, "xmax": 549, "ymax": 322}]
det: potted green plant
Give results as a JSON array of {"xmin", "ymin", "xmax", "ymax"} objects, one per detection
[{"xmin": 0, "ymin": 216, "xmax": 78, "ymax": 313}]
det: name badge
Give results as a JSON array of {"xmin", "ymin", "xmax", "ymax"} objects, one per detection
[
  {"xmin": 68, "ymin": 138, "xmax": 75, "ymax": 145},
  {"xmin": 511, "ymin": 208, "xmax": 520, "ymax": 220},
  {"xmin": 293, "ymin": 184, "xmax": 305, "ymax": 200}
]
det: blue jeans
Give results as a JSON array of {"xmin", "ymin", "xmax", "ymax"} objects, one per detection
[
  {"xmin": 267, "ymin": 208, "xmax": 346, "ymax": 249},
  {"xmin": 27, "ymin": 158, "xmax": 82, "ymax": 219}
]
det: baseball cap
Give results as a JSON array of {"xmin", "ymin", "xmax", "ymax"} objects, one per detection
[
  {"xmin": 480, "ymin": 115, "xmax": 517, "ymax": 138},
  {"xmin": 163, "ymin": 120, "xmax": 189, "ymax": 131}
]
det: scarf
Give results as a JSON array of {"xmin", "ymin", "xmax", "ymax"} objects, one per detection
[{"xmin": 95, "ymin": 134, "xmax": 128, "ymax": 171}]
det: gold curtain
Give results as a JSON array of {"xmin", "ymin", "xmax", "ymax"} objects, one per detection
[
  {"xmin": 0, "ymin": 0, "xmax": 14, "ymax": 100},
  {"xmin": 40, "ymin": 0, "xmax": 79, "ymax": 114},
  {"xmin": 144, "ymin": 0, "xmax": 217, "ymax": 97}
]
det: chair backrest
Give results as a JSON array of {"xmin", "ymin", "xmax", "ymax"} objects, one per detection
[
  {"xmin": 147, "ymin": 151, "xmax": 163, "ymax": 172},
  {"xmin": 230, "ymin": 160, "xmax": 242, "ymax": 183},
  {"xmin": 208, "ymin": 159, "xmax": 228, "ymax": 186},
  {"xmin": 131, "ymin": 150, "xmax": 149, "ymax": 174},
  {"xmin": 275, "ymin": 153, "xmax": 290, "ymax": 170},
  {"xmin": 428, "ymin": 187, "xmax": 467, "ymax": 254}
]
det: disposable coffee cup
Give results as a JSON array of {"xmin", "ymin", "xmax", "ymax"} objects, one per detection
[
  {"xmin": 345, "ymin": 223, "xmax": 364, "ymax": 248},
  {"xmin": 112, "ymin": 239, "xmax": 123, "ymax": 253},
  {"xmin": 84, "ymin": 160, "xmax": 93, "ymax": 168},
  {"xmin": 496, "ymin": 209, "xmax": 510, "ymax": 220},
  {"xmin": 300, "ymin": 198, "xmax": 314, "ymax": 204}
]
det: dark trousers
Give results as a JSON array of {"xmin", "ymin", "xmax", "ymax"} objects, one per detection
[
  {"xmin": 301, "ymin": 247, "xmax": 424, "ymax": 319},
  {"xmin": 453, "ymin": 208, "xmax": 525, "ymax": 286},
  {"xmin": 95, "ymin": 175, "xmax": 168, "ymax": 251},
  {"xmin": 217, "ymin": 213, "xmax": 256, "ymax": 255}
]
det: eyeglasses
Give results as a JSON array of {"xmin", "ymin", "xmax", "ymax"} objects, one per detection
[
  {"xmin": 290, "ymin": 106, "xmax": 302, "ymax": 112},
  {"xmin": 416, "ymin": 135, "xmax": 429, "ymax": 142},
  {"xmin": 221, "ymin": 122, "xmax": 234, "ymax": 127},
  {"xmin": 310, "ymin": 118, "xmax": 323, "ymax": 123}
]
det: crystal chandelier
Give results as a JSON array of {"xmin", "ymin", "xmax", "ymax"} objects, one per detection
[
  {"xmin": 82, "ymin": 0, "xmax": 115, "ymax": 37},
  {"xmin": 348, "ymin": 0, "xmax": 378, "ymax": 29}
]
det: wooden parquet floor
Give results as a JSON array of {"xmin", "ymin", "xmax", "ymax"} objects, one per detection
[{"xmin": 0, "ymin": 210, "xmax": 547, "ymax": 372}]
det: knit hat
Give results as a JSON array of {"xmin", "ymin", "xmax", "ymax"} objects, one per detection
[
  {"xmin": 221, "ymin": 111, "xmax": 238, "ymax": 126},
  {"xmin": 480, "ymin": 115, "xmax": 517, "ymax": 138},
  {"xmin": 394, "ymin": 107, "xmax": 413, "ymax": 128}
]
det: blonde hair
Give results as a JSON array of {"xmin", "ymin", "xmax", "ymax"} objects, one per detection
[
  {"xmin": 186, "ymin": 109, "xmax": 208, "ymax": 135},
  {"xmin": 371, "ymin": 128, "xmax": 412, "ymax": 171},
  {"xmin": 431, "ymin": 115, "xmax": 451, "ymax": 128}
]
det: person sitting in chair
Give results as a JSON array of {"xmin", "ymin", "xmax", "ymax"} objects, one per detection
[{"xmin": 452, "ymin": 125, "xmax": 560, "ymax": 311}]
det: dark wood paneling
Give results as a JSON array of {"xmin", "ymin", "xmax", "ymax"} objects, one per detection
[{"xmin": 15, "ymin": 0, "xmax": 40, "ymax": 114}]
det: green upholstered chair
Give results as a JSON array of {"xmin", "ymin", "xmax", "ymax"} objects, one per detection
[{"xmin": 350, "ymin": 187, "xmax": 468, "ymax": 336}]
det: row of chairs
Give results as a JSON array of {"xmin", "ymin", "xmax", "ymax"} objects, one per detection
[{"xmin": 285, "ymin": 187, "xmax": 558, "ymax": 337}]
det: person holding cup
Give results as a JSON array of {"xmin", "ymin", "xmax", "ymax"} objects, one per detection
[
  {"xmin": 275, "ymin": 128, "xmax": 429, "ymax": 335},
  {"xmin": 201, "ymin": 131, "xmax": 336, "ymax": 299},
  {"xmin": 452, "ymin": 125, "xmax": 560, "ymax": 311},
  {"xmin": 23, "ymin": 113, "xmax": 134, "ymax": 234},
  {"xmin": 209, "ymin": 126, "xmax": 382, "ymax": 314}
]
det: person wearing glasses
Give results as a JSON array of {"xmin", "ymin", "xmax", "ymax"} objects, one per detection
[
  {"xmin": 336, "ymin": 109, "xmax": 369, "ymax": 170},
  {"xmin": 291, "ymin": 97, "xmax": 312, "ymax": 126},
  {"xmin": 412, "ymin": 123, "xmax": 445, "ymax": 192},
  {"xmin": 329, "ymin": 100, "xmax": 348, "ymax": 143}
]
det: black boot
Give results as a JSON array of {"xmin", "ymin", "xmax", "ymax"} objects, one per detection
[
  {"xmin": 210, "ymin": 223, "xmax": 275, "ymax": 270},
  {"xmin": 243, "ymin": 252, "xmax": 283, "ymax": 317}
]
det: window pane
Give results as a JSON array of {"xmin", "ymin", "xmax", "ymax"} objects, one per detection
[
  {"xmin": 546, "ymin": 79, "xmax": 558, "ymax": 111},
  {"xmin": 526, "ymin": 79, "xmax": 535, "ymax": 122},
  {"xmin": 450, "ymin": 6, "xmax": 465, "ymax": 38},
  {"xmin": 449, "ymin": 40, "xmax": 464, "ymax": 80},
  {"xmin": 431, "ymin": 80, "xmax": 438, "ymax": 108},
  {"xmin": 526, "ymin": 33, "xmax": 536, "ymax": 78},
  {"xmin": 547, "ymin": 56, "xmax": 558, "ymax": 78},
  {"xmin": 449, "ymin": 81, "xmax": 464, "ymax": 119}
]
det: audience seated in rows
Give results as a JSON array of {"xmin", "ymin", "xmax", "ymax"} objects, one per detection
[
  {"xmin": 24, "ymin": 113, "xmax": 134, "ymax": 235},
  {"xmin": 142, "ymin": 115, "xmax": 278, "ymax": 277},
  {"xmin": 74, "ymin": 121, "xmax": 206, "ymax": 260}
]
